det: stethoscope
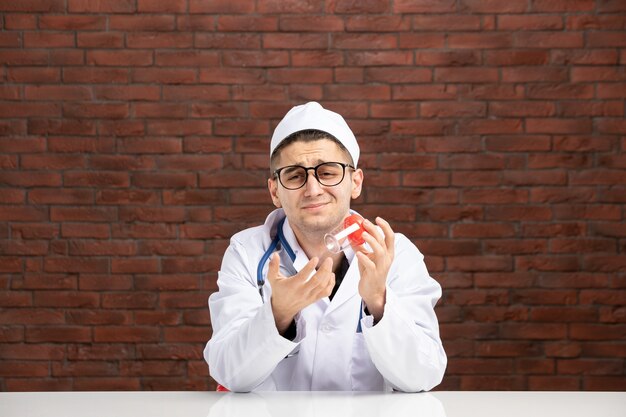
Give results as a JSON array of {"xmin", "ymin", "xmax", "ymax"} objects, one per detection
[
  {"xmin": 256, "ymin": 216, "xmax": 363, "ymax": 332},
  {"xmin": 256, "ymin": 217, "xmax": 294, "ymax": 300}
]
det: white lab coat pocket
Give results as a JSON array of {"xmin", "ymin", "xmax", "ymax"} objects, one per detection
[{"xmin": 349, "ymin": 331, "xmax": 384, "ymax": 391}]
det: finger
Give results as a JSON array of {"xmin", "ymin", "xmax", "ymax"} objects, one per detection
[
  {"xmin": 361, "ymin": 230, "xmax": 385, "ymax": 258},
  {"xmin": 313, "ymin": 271, "xmax": 335, "ymax": 299},
  {"xmin": 267, "ymin": 252, "xmax": 280, "ymax": 283},
  {"xmin": 376, "ymin": 217, "xmax": 395, "ymax": 257},
  {"xmin": 363, "ymin": 219, "xmax": 385, "ymax": 246},
  {"xmin": 296, "ymin": 257, "xmax": 318, "ymax": 282},
  {"xmin": 306, "ymin": 258, "xmax": 333, "ymax": 291},
  {"xmin": 356, "ymin": 250, "xmax": 376, "ymax": 270},
  {"xmin": 319, "ymin": 256, "xmax": 333, "ymax": 272}
]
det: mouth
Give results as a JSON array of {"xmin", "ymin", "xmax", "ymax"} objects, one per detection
[{"xmin": 302, "ymin": 202, "xmax": 329, "ymax": 211}]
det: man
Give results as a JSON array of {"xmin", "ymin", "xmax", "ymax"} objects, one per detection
[{"xmin": 204, "ymin": 102, "xmax": 446, "ymax": 392}]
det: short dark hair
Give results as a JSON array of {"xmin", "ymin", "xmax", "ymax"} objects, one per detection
[{"xmin": 270, "ymin": 129, "xmax": 354, "ymax": 172}]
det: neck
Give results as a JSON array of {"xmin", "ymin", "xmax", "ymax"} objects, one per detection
[{"xmin": 291, "ymin": 226, "xmax": 345, "ymax": 273}]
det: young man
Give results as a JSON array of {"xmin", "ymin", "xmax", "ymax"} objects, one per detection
[{"xmin": 204, "ymin": 102, "xmax": 446, "ymax": 392}]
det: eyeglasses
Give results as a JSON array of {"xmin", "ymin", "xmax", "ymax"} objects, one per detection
[{"xmin": 273, "ymin": 162, "xmax": 355, "ymax": 190}]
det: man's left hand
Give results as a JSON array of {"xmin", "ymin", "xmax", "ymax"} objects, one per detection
[{"xmin": 354, "ymin": 216, "xmax": 395, "ymax": 322}]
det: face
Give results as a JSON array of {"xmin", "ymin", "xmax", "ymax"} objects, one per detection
[{"xmin": 268, "ymin": 139, "xmax": 363, "ymax": 240}]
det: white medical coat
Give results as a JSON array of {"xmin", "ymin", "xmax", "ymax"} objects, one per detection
[{"xmin": 204, "ymin": 209, "xmax": 447, "ymax": 392}]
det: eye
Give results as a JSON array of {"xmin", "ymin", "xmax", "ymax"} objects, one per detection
[{"xmin": 287, "ymin": 173, "xmax": 304, "ymax": 181}]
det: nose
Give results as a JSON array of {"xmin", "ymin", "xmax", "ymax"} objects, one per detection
[{"xmin": 303, "ymin": 170, "xmax": 323, "ymax": 197}]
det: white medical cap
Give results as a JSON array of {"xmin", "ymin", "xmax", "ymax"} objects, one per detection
[{"xmin": 270, "ymin": 102, "xmax": 360, "ymax": 167}]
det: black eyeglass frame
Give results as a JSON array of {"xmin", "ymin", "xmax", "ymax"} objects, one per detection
[{"xmin": 273, "ymin": 161, "xmax": 356, "ymax": 190}]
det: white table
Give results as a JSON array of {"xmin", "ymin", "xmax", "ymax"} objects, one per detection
[{"xmin": 1, "ymin": 391, "xmax": 624, "ymax": 417}]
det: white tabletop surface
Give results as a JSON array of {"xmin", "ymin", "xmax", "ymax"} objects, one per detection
[{"xmin": 1, "ymin": 391, "xmax": 624, "ymax": 417}]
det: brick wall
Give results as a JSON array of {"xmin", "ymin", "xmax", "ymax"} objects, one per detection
[{"xmin": 1, "ymin": 1, "xmax": 625, "ymax": 391}]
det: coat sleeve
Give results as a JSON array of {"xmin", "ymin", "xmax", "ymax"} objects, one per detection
[
  {"xmin": 203, "ymin": 238, "xmax": 300, "ymax": 392},
  {"xmin": 360, "ymin": 234, "xmax": 447, "ymax": 392}
]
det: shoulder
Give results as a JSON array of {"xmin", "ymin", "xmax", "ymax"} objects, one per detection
[{"xmin": 393, "ymin": 232, "xmax": 425, "ymax": 260}]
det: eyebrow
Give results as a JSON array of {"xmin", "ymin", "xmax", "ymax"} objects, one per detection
[{"xmin": 290, "ymin": 159, "xmax": 327, "ymax": 167}]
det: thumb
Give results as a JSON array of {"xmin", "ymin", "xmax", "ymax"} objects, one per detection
[
  {"xmin": 267, "ymin": 252, "xmax": 280, "ymax": 283},
  {"xmin": 296, "ymin": 257, "xmax": 318, "ymax": 281},
  {"xmin": 320, "ymin": 256, "xmax": 333, "ymax": 272}
]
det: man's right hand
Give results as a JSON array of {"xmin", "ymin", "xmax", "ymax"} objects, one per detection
[{"xmin": 266, "ymin": 253, "xmax": 335, "ymax": 334}]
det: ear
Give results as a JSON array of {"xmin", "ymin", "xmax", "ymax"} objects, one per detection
[
  {"xmin": 351, "ymin": 168, "xmax": 363, "ymax": 200},
  {"xmin": 268, "ymin": 177, "xmax": 282, "ymax": 208}
]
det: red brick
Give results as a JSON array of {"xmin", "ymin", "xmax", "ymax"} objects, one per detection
[
  {"xmin": 448, "ymin": 33, "xmax": 513, "ymax": 49},
  {"xmin": 551, "ymin": 49, "xmax": 618, "ymax": 66},
  {"xmin": 393, "ymin": 84, "xmax": 457, "ymax": 100},
  {"xmin": 94, "ymin": 327, "xmax": 159, "ymax": 343},
  {"xmin": 139, "ymin": 0, "xmax": 187, "ymax": 12},
  {"xmin": 515, "ymin": 32, "xmax": 584, "ymax": 48},
  {"xmin": 345, "ymin": 16, "xmax": 410, "ymax": 32},
  {"xmin": 585, "ymin": 376, "xmax": 626, "ymax": 391},
  {"xmin": 459, "ymin": 119, "xmax": 523, "ymax": 135},
  {"xmin": 416, "ymin": 51, "xmax": 480, "ymax": 67},
  {"xmin": 63, "ymin": 68, "xmax": 128, "ymax": 84},
  {"xmin": 412, "ymin": 14, "xmax": 481, "ymax": 31},
  {"xmin": 333, "ymin": 34, "xmax": 396, "ymax": 50},
  {"xmin": 131, "ymin": 174, "xmax": 195, "ymax": 191},
  {"xmin": 346, "ymin": 51, "xmax": 413, "ymax": 66},
  {"xmin": 110, "ymin": 258, "xmax": 160, "ymax": 274},
  {"xmin": 279, "ymin": 15, "xmax": 343, "ymax": 32},
  {"xmin": 1, "ymin": 0, "xmax": 65, "ymax": 11},
  {"xmin": 195, "ymin": 33, "xmax": 260, "ymax": 50},
  {"xmin": 448, "ymin": 358, "xmax": 514, "ymax": 375},
  {"xmin": 127, "ymin": 33, "xmax": 193, "ymax": 49},
  {"xmin": 164, "ymin": 326, "xmax": 209, "ymax": 343},
  {"xmin": 52, "ymin": 361, "xmax": 117, "ymax": 377},
  {"xmin": 527, "ymin": 83, "xmax": 594, "ymax": 99},
  {"xmin": 393, "ymin": 0, "xmax": 455, "ymax": 13},
  {"xmin": 559, "ymin": 102, "xmax": 624, "ymax": 117},
  {"xmin": 572, "ymin": 66, "xmax": 626, "ymax": 82},
  {"xmin": 587, "ymin": 32, "xmax": 626, "ymax": 48},
  {"xmin": 390, "ymin": 120, "xmax": 449, "ymax": 136},
  {"xmin": 568, "ymin": 15, "xmax": 626, "ymax": 30},
  {"xmin": 369, "ymin": 102, "xmax": 417, "ymax": 119},
  {"xmin": 398, "ymin": 33, "xmax": 446, "ymax": 48},
  {"xmin": 68, "ymin": 0, "xmax": 135, "ymax": 12},
  {"xmin": 28, "ymin": 188, "xmax": 92, "ymax": 205},
  {"xmin": 73, "ymin": 377, "xmax": 141, "ymax": 391},
  {"xmin": 161, "ymin": 85, "xmax": 228, "ymax": 101},
  {"xmin": 87, "ymin": 50, "xmax": 153, "ymax": 67},
  {"xmin": 502, "ymin": 67, "xmax": 568, "ymax": 82},
  {"xmin": 27, "ymin": 326, "xmax": 92, "ymax": 343},
  {"xmin": 527, "ymin": 118, "xmax": 592, "ymax": 134},
  {"xmin": 0, "ymin": 362, "xmax": 50, "ymax": 377},
  {"xmin": 63, "ymin": 103, "xmax": 129, "ymax": 119},
  {"xmin": 329, "ymin": 0, "xmax": 389, "ymax": 13},
  {"xmin": 147, "ymin": 120, "xmax": 213, "ymax": 136},
  {"xmin": 447, "ymin": 256, "xmax": 512, "ymax": 272},
  {"xmin": 497, "ymin": 15, "xmax": 564, "ymax": 30},
  {"xmin": 528, "ymin": 375, "xmax": 581, "ymax": 391},
  {"xmin": 109, "ymin": 15, "xmax": 175, "ymax": 31},
  {"xmin": 292, "ymin": 51, "xmax": 344, "ymax": 67},
  {"xmin": 532, "ymin": 0, "xmax": 594, "ymax": 11},
  {"xmin": 0, "ymin": 50, "xmax": 49, "ymax": 66},
  {"xmin": 21, "ymin": 154, "xmax": 85, "ymax": 171},
  {"xmin": 219, "ymin": 16, "xmax": 278, "ymax": 31},
  {"xmin": 421, "ymin": 102, "xmax": 486, "ymax": 118},
  {"xmin": 39, "ymin": 15, "xmax": 106, "ymax": 30},
  {"xmin": 77, "ymin": 32, "xmax": 124, "ymax": 48},
  {"xmin": 484, "ymin": 51, "xmax": 547, "ymax": 67},
  {"xmin": 266, "ymin": 69, "xmax": 333, "ymax": 85},
  {"xmin": 258, "ymin": 0, "xmax": 322, "ymax": 13}
]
